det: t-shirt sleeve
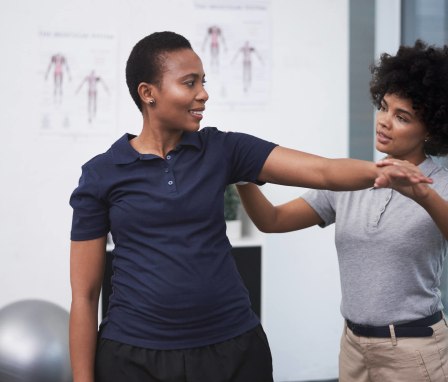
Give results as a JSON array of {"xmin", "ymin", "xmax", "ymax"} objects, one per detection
[
  {"xmin": 69, "ymin": 164, "xmax": 110, "ymax": 241},
  {"xmin": 223, "ymin": 131, "xmax": 278, "ymax": 184},
  {"xmin": 301, "ymin": 189, "xmax": 336, "ymax": 228}
]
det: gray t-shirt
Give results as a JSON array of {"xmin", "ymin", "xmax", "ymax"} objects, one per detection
[{"xmin": 302, "ymin": 157, "xmax": 448, "ymax": 326}]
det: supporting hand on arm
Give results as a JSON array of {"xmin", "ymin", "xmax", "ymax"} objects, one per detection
[{"xmin": 377, "ymin": 159, "xmax": 448, "ymax": 239}]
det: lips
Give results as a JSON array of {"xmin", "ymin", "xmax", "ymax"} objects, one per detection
[
  {"xmin": 376, "ymin": 131, "xmax": 391, "ymax": 144},
  {"xmin": 189, "ymin": 108, "xmax": 204, "ymax": 119}
]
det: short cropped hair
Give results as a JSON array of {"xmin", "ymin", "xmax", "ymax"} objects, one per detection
[
  {"xmin": 370, "ymin": 40, "xmax": 448, "ymax": 156},
  {"xmin": 125, "ymin": 31, "xmax": 192, "ymax": 112}
]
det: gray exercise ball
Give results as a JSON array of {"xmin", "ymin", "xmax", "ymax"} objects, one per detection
[{"xmin": 0, "ymin": 299, "xmax": 72, "ymax": 382}]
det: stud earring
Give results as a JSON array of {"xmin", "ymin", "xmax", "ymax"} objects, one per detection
[{"xmin": 149, "ymin": 99, "xmax": 155, "ymax": 105}]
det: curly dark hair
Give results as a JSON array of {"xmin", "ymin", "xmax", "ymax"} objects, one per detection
[
  {"xmin": 125, "ymin": 31, "xmax": 192, "ymax": 112},
  {"xmin": 370, "ymin": 40, "xmax": 448, "ymax": 156}
]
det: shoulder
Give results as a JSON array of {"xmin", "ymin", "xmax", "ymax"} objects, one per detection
[
  {"xmin": 431, "ymin": 165, "xmax": 448, "ymax": 197},
  {"xmin": 196, "ymin": 126, "xmax": 237, "ymax": 147},
  {"xmin": 197, "ymin": 126, "xmax": 225, "ymax": 139},
  {"xmin": 198, "ymin": 126, "xmax": 272, "ymax": 145},
  {"xmin": 424, "ymin": 157, "xmax": 448, "ymax": 190},
  {"xmin": 82, "ymin": 149, "xmax": 113, "ymax": 173},
  {"xmin": 198, "ymin": 126, "xmax": 257, "ymax": 139},
  {"xmin": 81, "ymin": 134, "xmax": 130, "ymax": 174}
]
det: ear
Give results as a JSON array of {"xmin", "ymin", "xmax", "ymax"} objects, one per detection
[{"xmin": 137, "ymin": 82, "xmax": 156, "ymax": 105}]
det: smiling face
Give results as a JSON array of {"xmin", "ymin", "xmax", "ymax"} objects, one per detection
[
  {"xmin": 375, "ymin": 93, "xmax": 428, "ymax": 164},
  {"xmin": 148, "ymin": 48, "xmax": 209, "ymax": 133}
]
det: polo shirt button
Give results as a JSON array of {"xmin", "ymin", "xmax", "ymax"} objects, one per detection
[
  {"xmin": 166, "ymin": 155, "xmax": 172, "ymax": 160},
  {"xmin": 168, "ymin": 180, "xmax": 174, "ymax": 186}
]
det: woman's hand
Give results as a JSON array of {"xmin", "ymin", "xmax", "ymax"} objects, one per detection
[
  {"xmin": 375, "ymin": 159, "xmax": 433, "ymax": 201},
  {"xmin": 377, "ymin": 158, "xmax": 448, "ymax": 239}
]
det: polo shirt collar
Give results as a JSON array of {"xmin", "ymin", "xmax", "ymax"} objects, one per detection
[
  {"xmin": 111, "ymin": 134, "xmax": 139, "ymax": 164},
  {"xmin": 111, "ymin": 132, "xmax": 202, "ymax": 165},
  {"xmin": 177, "ymin": 131, "xmax": 202, "ymax": 150},
  {"xmin": 419, "ymin": 156, "xmax": 440, "ymax": 177}
]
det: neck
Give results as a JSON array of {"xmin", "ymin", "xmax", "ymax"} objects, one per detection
[{"xmin": 131, "ymin": 122, "xmax": 183, "ymax": 157}]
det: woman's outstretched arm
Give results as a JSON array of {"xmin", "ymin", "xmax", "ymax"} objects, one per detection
[{"xmin": 258, "ymin": 146, "xmax": 431, "ymax": 190}]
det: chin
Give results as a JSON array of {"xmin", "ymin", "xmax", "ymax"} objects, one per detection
[{"xmin": 375, "ymin": 143, "xmax": 388, "ymax": 155}]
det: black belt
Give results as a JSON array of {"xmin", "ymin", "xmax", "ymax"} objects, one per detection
[{"xmin": 346, "ymin": 311, "xmax": 443, "ymax": 338}]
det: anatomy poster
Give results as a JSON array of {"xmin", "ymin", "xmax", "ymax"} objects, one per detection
[
  {"xmin": 38, "ymin": 30, "xmax": 116, "ymax": 137},
  {"xmin": 193, "ymin": 0, "xmax": 271, "ymax": 108}
]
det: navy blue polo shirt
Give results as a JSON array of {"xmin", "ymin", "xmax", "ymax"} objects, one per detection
[{"xmin": 70, "ymin": 127, "xmax": 277, "ymax": 350}]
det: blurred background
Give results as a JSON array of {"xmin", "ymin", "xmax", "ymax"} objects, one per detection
[{"xmin": 1, "ymin": 0, "xmax": 447, "ymax": 381}]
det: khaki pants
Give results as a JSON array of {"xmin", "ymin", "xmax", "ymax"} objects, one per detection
[{"xmin": 339, "ymin": 318, "xmax": 448, "ymax": 381}]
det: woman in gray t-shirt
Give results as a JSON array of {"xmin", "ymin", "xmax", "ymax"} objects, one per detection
[{"xmin": 238, "ymin": 40, "xmax": 448, "ymax": 381}]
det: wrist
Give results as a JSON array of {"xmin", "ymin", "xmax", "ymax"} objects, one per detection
[{"xmin": 414, "ymin": 185, "xmax": 434, "ymax": 206}]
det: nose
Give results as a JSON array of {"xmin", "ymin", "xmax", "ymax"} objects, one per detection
[
  {"xmin": 376, "ymin": 109, "xmax": 391, "ymax": 129},
  {"xmin": 197, "ymin": 86, "xmax": 209, "ymax": 103}
]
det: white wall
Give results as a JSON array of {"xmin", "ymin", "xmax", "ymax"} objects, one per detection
[
  {"xmin": 262, "ymin": 1, "xmax": 348, "ymax": 380},
  {"xmin": 0, "ymin": 1, "xmax": 348, "ymax": 380},
  {"xmin": 374, "ymin": 0, "xmax": 401, "ymax": 162}
]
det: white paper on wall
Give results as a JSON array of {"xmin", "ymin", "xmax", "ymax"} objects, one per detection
[
  {"xmin": 192, "ymin": 0, "xmax": 271, "ymax": 109},
  {"xmin": 38, "ymin": 30, "xmax": 117, "ymax": 137}
]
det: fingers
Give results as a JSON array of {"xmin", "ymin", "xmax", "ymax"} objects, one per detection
[
  {"xmin": 376, "ymin": 161, "xmax": 422, "ymax": 180},
  {"xmin": 376, "ymin": 159, "xmax": 409, "ymax": 167},
  {"xmin": 375, "ymin": 159, "xmax": 433, "ymax": 187},
  {"xmin": 374, "ymin": 176, "xmax": 389, "ymax": 188}
]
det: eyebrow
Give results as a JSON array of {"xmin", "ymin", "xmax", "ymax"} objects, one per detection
[
  {"xmin": 179, "ymin": 73, "xmax": 206, "ymax": 81},
  {"xmin": 382, "ymin": 99, "xmax": 415, "ymax": 118}
]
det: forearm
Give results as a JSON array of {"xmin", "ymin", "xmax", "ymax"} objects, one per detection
[
  {"xmin": 321, "ymin": 158, "xmax": 380, "ymax": 191},
  {"xmin": 237, "ymin": 184, "xmax": 324, "ymax": 232},
  {"xmin": 237, "ymin": 184, "xmax": 279, "ymax": 232},
  {"xmin": 69, "ymin": 297, "xmax": 99, "ymax": 382},
  {"xmin": 259, "ymin": 147, "xmax": 380, "ymax": 191}
]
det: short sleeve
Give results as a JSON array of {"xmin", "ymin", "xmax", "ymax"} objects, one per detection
[
  {"xmin": 69, "ymin": 165, "xmax": 110, "ymax": 241},
  {"xmin": 301, "ymin": 189, "xmax": 336, "ymax": 228},
  {"xmin": 223, "ymin": 131, "xmax": 277, "ymax": 185}
]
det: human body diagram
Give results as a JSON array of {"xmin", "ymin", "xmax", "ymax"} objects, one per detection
[
  {"xmin": 202, "ymin": 25, "xmax": 227, "ymax": 70},
  {"xmin": 231, "ymin": 41, "xmax": 263, "ymax": 92},
  {"xmin": 76, "ymin": 70, "xmax": 109, "ymax": 123},
  {"xmin": 45, "ymin": 53, "xmax": 71, "ymax": 104}
]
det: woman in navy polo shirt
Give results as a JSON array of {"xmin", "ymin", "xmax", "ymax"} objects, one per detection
[
  {"xmin": 69, "ymin": 32, "xmax": 430, "ymax": 382},
  {"xmin": 237, "ymin": 40, "xmax": 448, "ymax": 381}
]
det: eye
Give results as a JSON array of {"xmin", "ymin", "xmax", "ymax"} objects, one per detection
[
  {"xmin": 185, "ymin": 80, "xmax": 195, "ymax": 87},
  {"xmin": 379, "ymin": 103, "xmax": 386, "ymax": 111},
  {"xmin": 396, "ymin": 115, "xmax": 409, "ymax": 123}
]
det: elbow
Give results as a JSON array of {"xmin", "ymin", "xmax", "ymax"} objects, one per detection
[
  {"xmin": 255, "ymin": 222, "xmax": 275, "ymax": 233},
  {"xmin": 258, "ymin": 226, "xmax": 270, "ymax": 233}
]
